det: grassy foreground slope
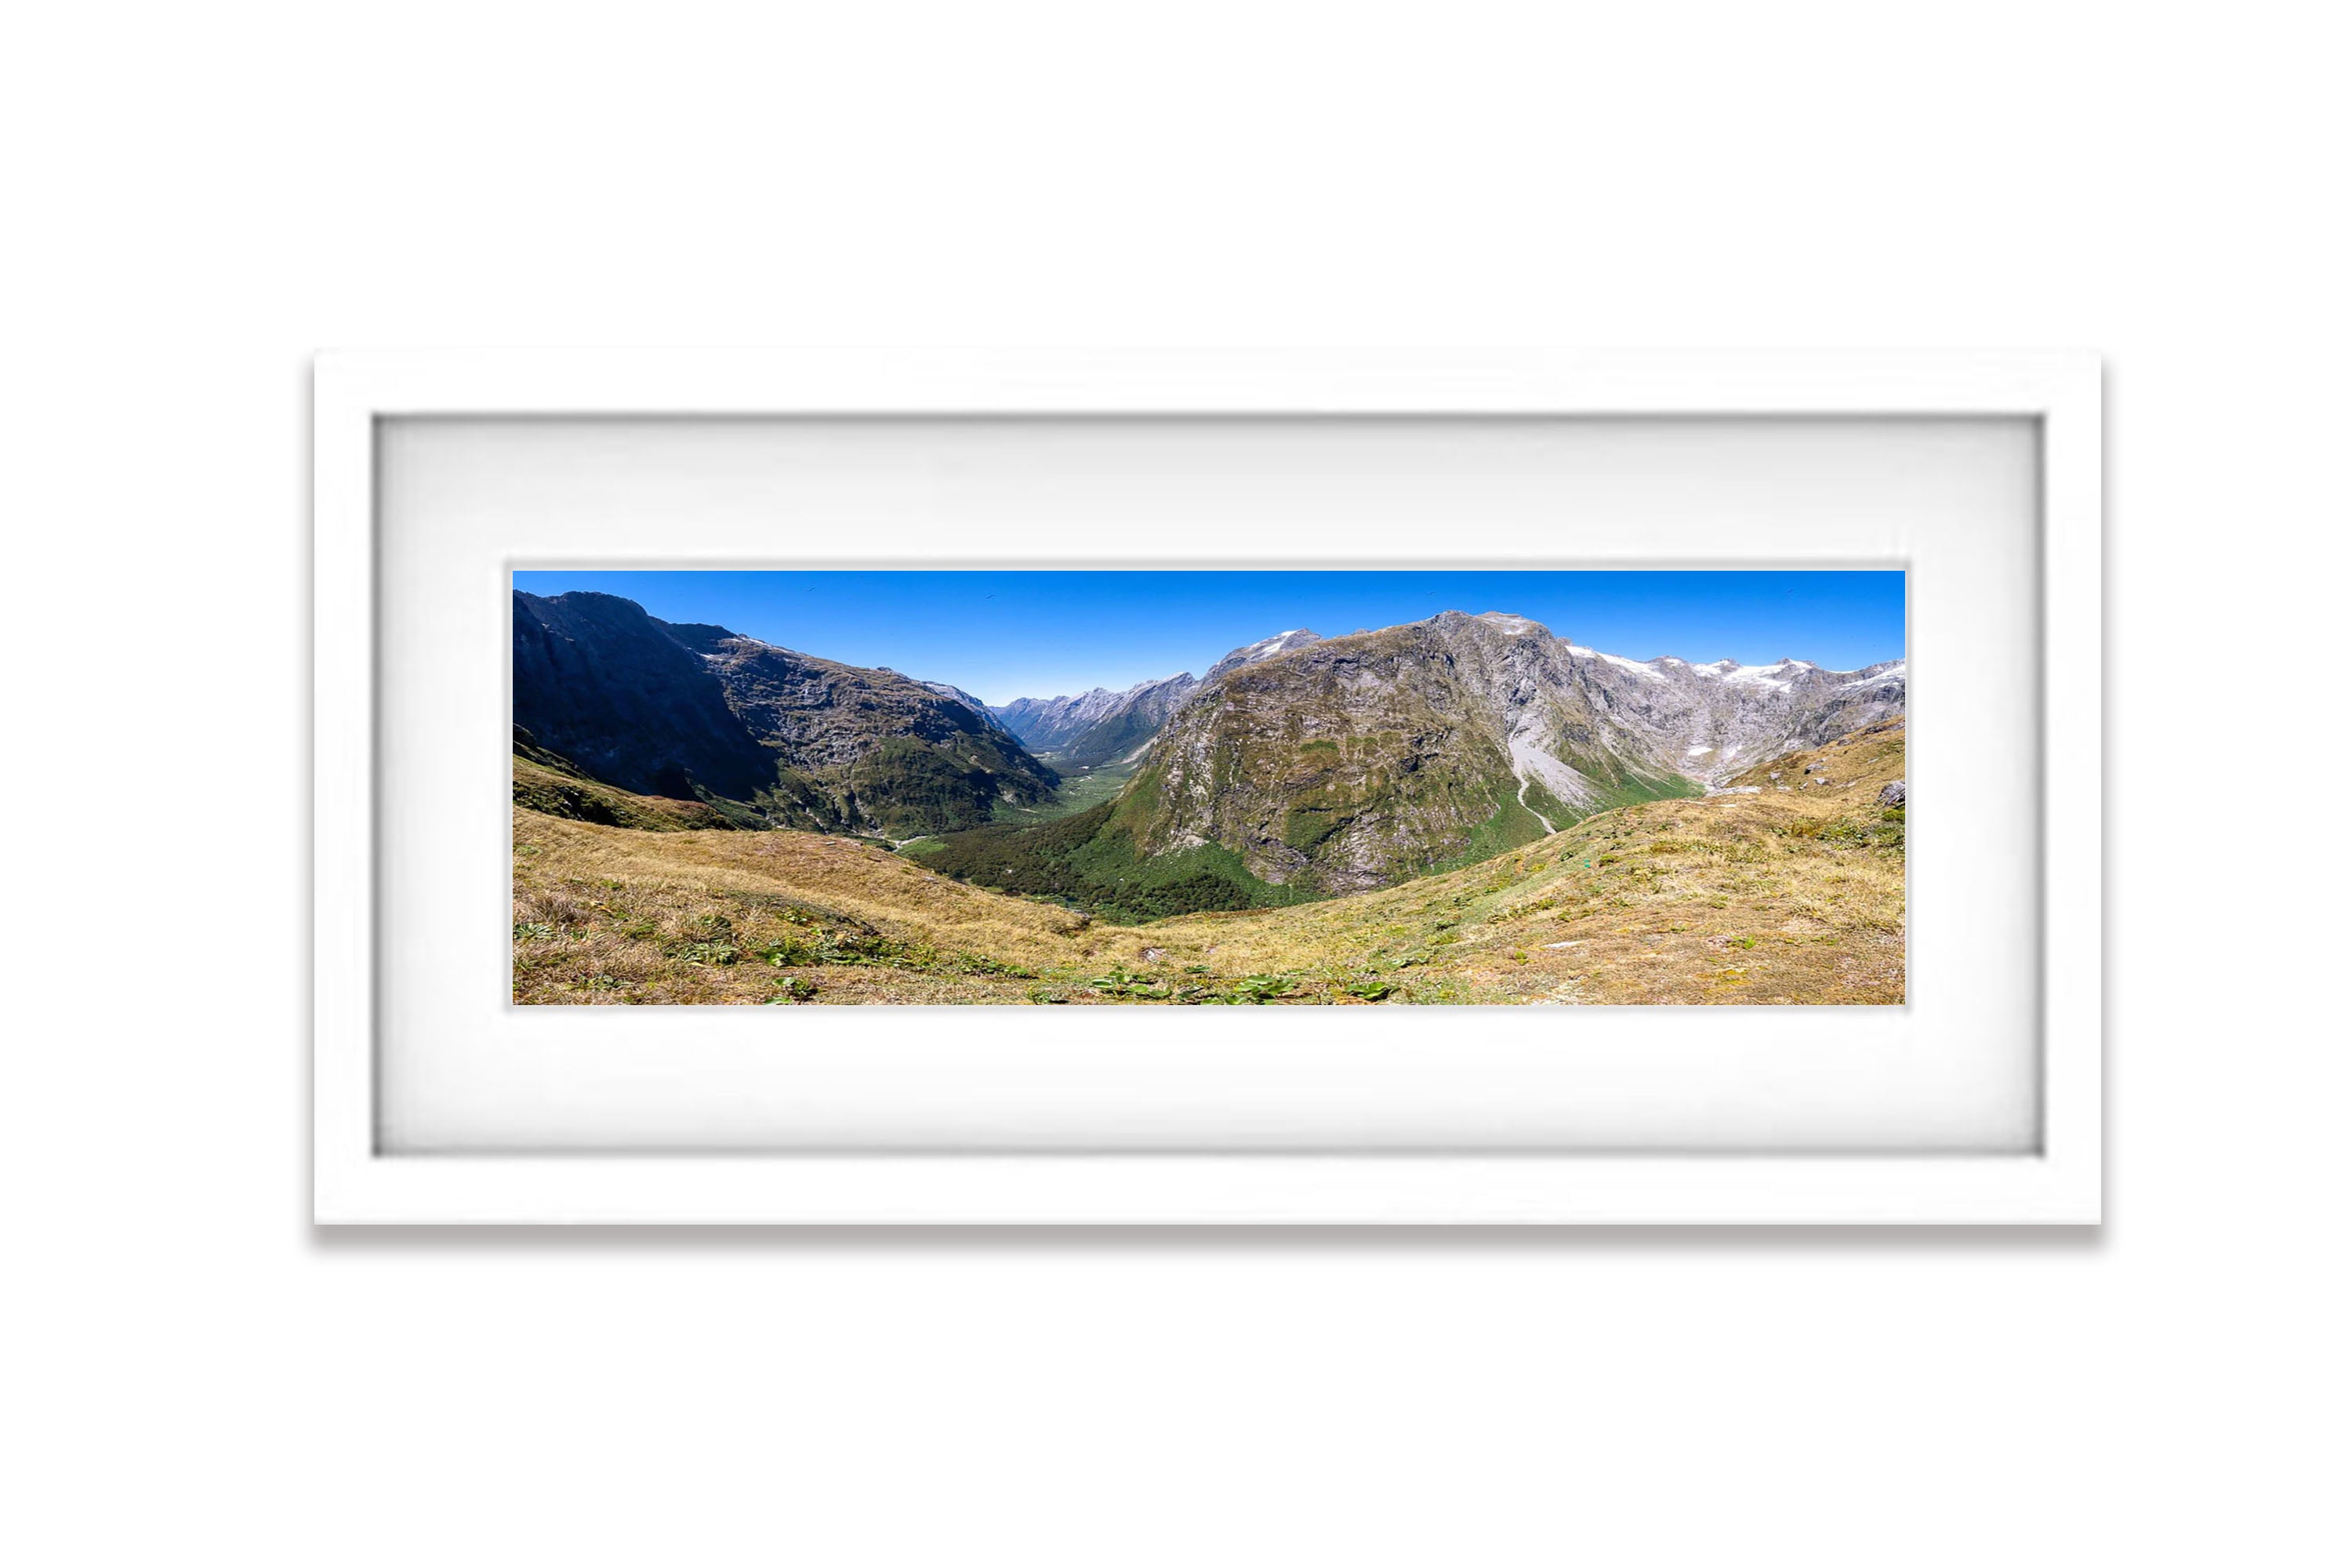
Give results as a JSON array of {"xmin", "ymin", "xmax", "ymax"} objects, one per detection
[
  {"xmin": 514, "ymin": 806, "xmax": 1094, "ymax": 1004},
  {"xmin": 514, "ymin": 725, "xmax": 1904, "ymax": 1005},
  {"xmin": 1145, "ymin": 720, "xmax": 1907, "ymax": 1005}
]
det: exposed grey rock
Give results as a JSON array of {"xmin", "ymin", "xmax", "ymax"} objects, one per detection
[
  {"xmin": 917, "ymin": 679, "xmax": 994, "ymax": 717},
  {"xmin": 512, "ymin": 591, "xmax": 778, "ymax": 800},
  {"xmin": 1878, "ymin": 780, "xmax": 1906, "ymax": 808},
  {"xmin": 993, "ymin": 673, "xmax": 1200, "ymax": 766},
  {"xmin": 1559, "ymin": 642, "xmax": 1907, "ymax": 788},
  {"xmin": 1199, "ymin": 627, "xmax": 1323, "ymax": 687}
]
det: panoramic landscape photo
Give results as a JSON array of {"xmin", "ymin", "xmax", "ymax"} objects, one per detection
[{"xmin": 511, "ymin": 569, "xmax": 1907, "ymax": 1005}]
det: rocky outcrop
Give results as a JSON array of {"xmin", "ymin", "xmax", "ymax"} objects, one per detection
[
  {"xmin": 1558, "ymin": 649, "xmax": 1907, "ymax": 786},
  {"xmin": 1199, "ymin": 628, "xmax": 1323, "ymax": 686},
  {"xmin": 671, "ymin": 623, "xmax": 1047, "ymax": 780},
  {"xmin": 916, "ymin": 680, "xmax": 999, "ymax": 720}
]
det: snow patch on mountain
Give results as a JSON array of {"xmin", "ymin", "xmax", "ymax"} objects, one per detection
[
  {"xmin": 1200, "ymin": 627, "xmax": 1325, "ymax": 688},
  {"xmin": 1235, "ymin": 629, "xmax": 1316, "ymax": 660},
  {"xmin": 1567, "ymin": 644, "xmax": 1670, "ymax": 679}
]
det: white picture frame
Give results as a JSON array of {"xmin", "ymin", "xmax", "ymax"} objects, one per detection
[{"xmin": 314, "ymin": 350, "xmax": 2101, "ymax": 1225}]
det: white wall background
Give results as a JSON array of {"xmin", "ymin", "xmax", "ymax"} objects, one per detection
[{"xmin": 3, "ymin": 4, "xmax": 2343, "ymax": 1564}]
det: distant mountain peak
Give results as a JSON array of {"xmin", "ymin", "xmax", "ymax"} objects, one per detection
[{"xmin": 991, "ymin": 671, "xmax": 1203, "ymax": 766}]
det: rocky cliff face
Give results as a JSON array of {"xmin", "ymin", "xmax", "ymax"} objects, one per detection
[
  {"xmin": 916, "ymin": 680, "xmax": 1000, "ymax": 720},
  {"xmin": 1116, "ymin": 611, "xmax": 1905, "ymax": 895},
  {"xmin": 512, "ymin": 591, "xmax": 781, "ymax": 801},
  {"xmin": 1199, "ymin": 628, "xmax": 1323, "ymax": 685},
  {"xmin": 514, "ymin": 591, "xmax": 1057, "ymax": 835},
  {"xmin": 1559, "ymin": 646, "xmax": 1907, "ymax": 785}
]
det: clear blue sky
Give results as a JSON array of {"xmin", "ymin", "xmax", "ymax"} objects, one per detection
[{"xmin": 513, "ymin": 569, "xmax": 1906, "ymax": 705}]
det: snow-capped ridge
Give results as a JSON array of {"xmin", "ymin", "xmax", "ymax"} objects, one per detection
[
  {"xmin": 1474, "ymin": 611, "xmax": 1541, "ymax": 635},
  {"xmin": 1555, "ymin": 640, "xmax": 1907, "ymax": 784},
  {"xmin": 1238, "ymin": 629, "xmax": 1315, "ymax": 657},
  {"xmin": 1200, "ymin": 626, "xmax": 1325, "ymax": 687},
  {"xmin": 1566, "ymin": 644, "xmax": 1669, "ymax": 680}
]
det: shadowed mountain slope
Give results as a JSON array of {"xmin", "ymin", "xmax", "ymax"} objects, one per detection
[
  {"xmin": 511, "ymin": 590, "xmax": 781, "ymax": 801},
  {"xmin": 513, "ymin": 590, "xmax": 1057, "ymax": 837}
]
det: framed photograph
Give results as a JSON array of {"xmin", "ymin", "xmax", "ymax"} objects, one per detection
[{"xmin": 314, "ymin": 350, "xmax": 2100, "ymax": 1224}]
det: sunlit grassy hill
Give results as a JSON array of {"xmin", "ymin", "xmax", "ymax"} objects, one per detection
[
  {"xmin": 514, "ymin": 721, "xmax": 1904, "ymax": 1004},
  {"xmin": 1144, "ymin": 720, "xmax": 1907, "ymax": 1005}
]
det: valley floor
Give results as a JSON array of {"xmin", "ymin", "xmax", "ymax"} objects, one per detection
[
  {"xmin": 512, "ymin": 724, "xmax": 1905, "ymax": 1006},
  {"xmin": 978, "ymin": 757, "xmax": 1140, "ymax": 826}
]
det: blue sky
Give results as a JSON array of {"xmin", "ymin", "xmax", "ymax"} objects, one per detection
[{"xmin": 513, "ymin": 570, "xmax": 1906, "ymax": 706}]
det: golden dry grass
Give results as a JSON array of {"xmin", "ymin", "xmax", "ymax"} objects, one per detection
[
  {"xmin": 1134, "ymin": 718, "xmax": 1910, "ymax": 1005},
  {"xmin": 512, "ymin": 806, "xmax": 1112, "ymax": 1004},
  {"xmin": 514, "ymin": 724, "xmax": 1905, "ymax": 1005}
]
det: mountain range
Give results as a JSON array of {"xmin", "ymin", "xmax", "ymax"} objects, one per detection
[
  {"xmin": 513, "ymin": 590, "xmax": 1055, "ymax": 837},
  {"xmin": 514, "ymin": 590, "xmax": 1904, "ymax": 916},
  {"xmin": 987, "ymin": 627, "xmax": 1327, "ymax": 768},
  {"xmin": 992, "ymin": 673, "xmax": 1201, "ymax": 768}
]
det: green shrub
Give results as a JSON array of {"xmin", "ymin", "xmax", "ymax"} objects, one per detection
[{"xmin": 1229, "ymin": 974, "xmax": 1295, "ymax": 1004}]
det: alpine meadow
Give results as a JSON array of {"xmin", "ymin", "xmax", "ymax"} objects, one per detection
[{"xmin": 511, "ymin": 571, "xmax": 1908, "ymax": 1005}]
